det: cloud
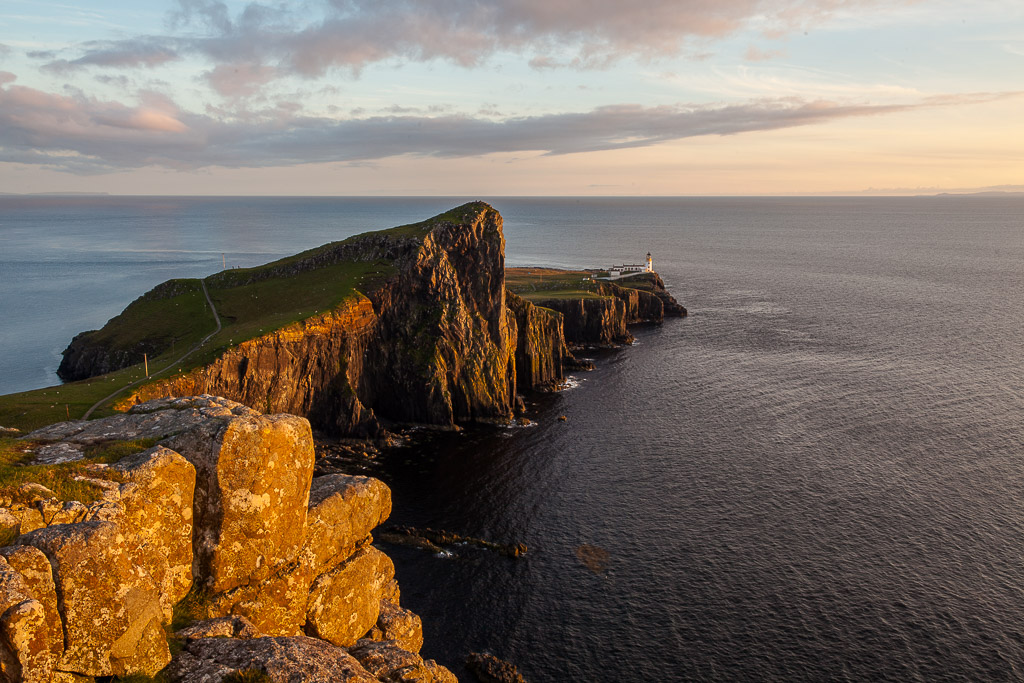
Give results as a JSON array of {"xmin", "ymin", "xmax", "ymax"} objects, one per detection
[
  {"xmin": 43, "ymin": 38, "xmax": 180, "ymax": 72},
  {"xmin": 46, "ymin": 0, "xmax": 907, "ymax": 83},
  {"xmin": 4, "ymin": 79, "xmax": 1017, "ymax": 173}
]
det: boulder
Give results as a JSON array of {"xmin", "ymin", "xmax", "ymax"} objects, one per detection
[
  {"xmin": 349, "ymin": 639, "xmax": 457, "ymax": 683},
  {"xmin": 365, "ymin": 599, "xmax": 423, "ymax": 655},
  {"xmin": 166, "ymin": 413, "xmax": 315, "ymax": 595},
  {"xmin": 17, "ymin": 521, "xmax": 169, "ymax": 677},
  {"xmin": 0, "ymin": 546, "xmax": 62, "ymax": 662},
  {"xmin": 167, "ymin": 635, "xmax": 379, "ymax": 683},
  {"xmin": 305, "ymin": 546, "xmax": 394, "ymax": 647},
  {"xmin": 111, "ymin": 446, "xmax": 196, "ymax": 618},
  {"xmin": 207, "ymin": 560, "xmax": 314, "ymax": 637},
  {"xmin": 0, "ymin": 557, "xmax": 52, "ymax": 683},
  {"xmin": 303, "ymin": 474, "xmax": 392, "ymax": 574}
]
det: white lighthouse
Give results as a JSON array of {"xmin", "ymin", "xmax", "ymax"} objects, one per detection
[{"xmin": 645, "ymin": 252, "xmax": 653, "ymax": 272}]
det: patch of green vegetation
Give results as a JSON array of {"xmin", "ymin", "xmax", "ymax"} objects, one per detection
[
  {"xmin": 506, "ymin": 267, "xmax": 605, "ymax": 301},
  {"xmin": 171, "ymin": 587, "xmax": 215, "ymax": 632},
  {"xmin": 0, "ymin": 362, "xmax": 162, "ymax": 431},
  {"xmin": 78, "ymin": 279, "xmax": 214, "ymax": 357},
  {"xmin": 0, "ymin": 437, "xmax": 154, "ymax": 504},
  {"xmin": 614, "ymin": 272, "xmax": 658, "ymax": 292}
]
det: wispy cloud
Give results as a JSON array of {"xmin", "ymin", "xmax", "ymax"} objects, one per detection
[
  {"xmin": 2, "ymin": 76, "xmax": 1017, "ymax": 173},
  {"xmin": 42, "ymin": 0, "xmax": 909, "ymax": 83}
]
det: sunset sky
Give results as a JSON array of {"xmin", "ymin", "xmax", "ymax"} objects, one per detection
[{"xmin": 1, "ymin": 0, "xmax": 1022, "ymax": 195}]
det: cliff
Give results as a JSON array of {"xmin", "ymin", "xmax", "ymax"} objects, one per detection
[
  {"xmin": 62, "ymin": 203, "xmax": 517, "ymax": 436},
  {"xmin": 54, "ymin": 204, "xmax": 685, "ymax": 437},
  {"xmin": 522, "ymin": 272, "xmax": 686, "ymax": 347},
  {"xmin": 1, "ymin": 396, "xmax": 456, "ymax": 682}
]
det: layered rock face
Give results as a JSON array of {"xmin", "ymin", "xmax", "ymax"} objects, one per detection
[
  {"xmin": 505, "ymin": 292, "xmax": 570, "ymax": 390},
  {"xmin": 532, "ymin": 274, "xmax": 686, "ymax": 347},
  {"xmin": 4, "ymin": 396, "xmax": 454, "ymax": 682}
]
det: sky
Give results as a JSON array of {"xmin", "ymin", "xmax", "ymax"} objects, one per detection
[{"xmin": 0, "ymin": 0, "xmax": 1022, "ymax": 195}]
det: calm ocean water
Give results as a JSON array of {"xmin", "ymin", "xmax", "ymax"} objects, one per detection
[{"xmin": 2, "ymin": 196, "xmax": 1024, "ymax": 680}]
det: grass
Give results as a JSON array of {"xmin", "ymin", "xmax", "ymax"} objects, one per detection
[
  {"xmin": 170, "ymin": 587, "xmax": 215, "ymax": 632},
  {"xmin": 506, "ymin": 267, "xmax": 606, "ymax": 301},
  {"xmin": 71, "ymin": 280, "xmax": 215, "ymax": 360},
  {"xmin": 0, "ymin": 436, "xmax": 156, "ymax": 505}
]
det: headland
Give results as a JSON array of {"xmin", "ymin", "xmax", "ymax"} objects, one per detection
[{"xmin": 0, "ymin": 202, "xmax": 686, "ymax": 681}]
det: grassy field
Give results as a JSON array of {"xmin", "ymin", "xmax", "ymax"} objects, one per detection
[{"xmin": 505, "ymin": 267, "xmax": 605, "ymax": 301}]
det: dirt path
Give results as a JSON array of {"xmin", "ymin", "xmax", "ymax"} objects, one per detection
[{"xmin": 82, "ymin": 280, "xmax": 223, "ymax": 419}]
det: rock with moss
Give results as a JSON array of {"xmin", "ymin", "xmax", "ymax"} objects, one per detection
[
  {"xmin": 304, "ymin": 546, "xmax": 394, "ymax": 647},
  {"xmin": 17, "ymin": 520, "xmax": 169, "ymax": 677},
  {"xmin": 0, "ymin": 546, "xmax": 61, "ymax": 665},
  {"xmin": 364, "ymin": 599, "xmax": 424, "ymax": 655},
  {"xmin": 165, "ymin": 413, "xmax": 314, "ymax": 597},
  {"xmin": 0, "ymin": 556, "xmax": 52, "ymax": 683},
  {"xmin": 349, "ymin": 639, "xmax": 457, "ymax": 683}
]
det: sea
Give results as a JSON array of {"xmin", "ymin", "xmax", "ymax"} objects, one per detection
[{"xmin": 1, "ymin": 196, "xmax": 1023, "ymax": 681}]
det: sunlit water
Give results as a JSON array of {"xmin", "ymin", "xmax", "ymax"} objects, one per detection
[{"xmin": 2, "ymin": 196, "xmax": 1023, "ymax": 680}]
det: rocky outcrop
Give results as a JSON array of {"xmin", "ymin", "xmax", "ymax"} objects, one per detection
[
  {"xmin": 532, "ymin": 295, "xmax": 633, "ymax": 347},
  {"xmin": 6, "ymin": 396, "xmax": 454, "ymax": 682},
  {"xmin": 505, "ymin": 292, "xmax": 569, "ymax": 390}
]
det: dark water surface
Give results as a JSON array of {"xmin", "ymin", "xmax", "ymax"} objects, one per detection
[{"xmin": 2, "ymin": 196, "xmax": 1024, "ymax": 680}]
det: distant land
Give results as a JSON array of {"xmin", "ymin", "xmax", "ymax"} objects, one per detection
[{"xmin": 0, "ymin": 192, "xmax": 111, "ymax": 196}]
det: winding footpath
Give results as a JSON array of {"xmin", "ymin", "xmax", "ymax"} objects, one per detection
[{"xmin": 82, "ymin": 280, "xmax": 223, "ymax": 419}]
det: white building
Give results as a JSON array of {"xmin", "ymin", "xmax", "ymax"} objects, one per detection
[{"xmin": 605, "ymin": 252, "xmax": 654, "ymax": 279}]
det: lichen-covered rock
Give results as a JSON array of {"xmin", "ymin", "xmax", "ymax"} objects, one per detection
[
  {"xmin": 365, "ymin": 600, "xmax": 423, "ymax": 655},
  {"xmin": 0, "ymin": 546, "xmax": 61, "ymax": 663},
  {"xmin": 349, "ymin": 639, "xmax": 456, "ymax": 683},
  {"xmin": 305, "ymin": 546, "xmax": 394, "ymax": 647},
  {"xmin": 17, "ymin": 520, "xmax": 169, "ymax": 677},
  {"xmin": 167, "ymin": 635, "xmax": 379, "ymax": 683},
  {"xmin": 208, "ymin": 559, "xmax": 313, "ymax": 637},
  {"xmin": 166, "ymin": 413, "xmax": 315, "ymax": 596},
  {"xmin": 303, "ymin": 475, "xmax": 391, "ymax": 575},
  {"xmin": 2, "ymin": 508, "xmax": 43, "ymax": 537},
  {"xmin": 112, "ymin": 445, "xmax": 196, "ymax": 619},
  {"xmin": 0, "ymin": 557, "xmax": 52, "ymax": 683},
  {"xmin": 0, "ymin": 598, "xmax": 51, "ymax": 683}
]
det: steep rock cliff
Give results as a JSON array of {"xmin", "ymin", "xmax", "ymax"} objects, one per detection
[
  {"xmin": 111, "ymin": 203, "xmax": 517, "ymax": 435},
  {"xmin": 505, "ymin": 292, "xmax": 569, "ymax": 390}
]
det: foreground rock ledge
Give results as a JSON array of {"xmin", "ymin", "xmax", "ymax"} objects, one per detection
[{"xmin": 2, "ymin": 395, "xmax": 454, "ymax": 682}]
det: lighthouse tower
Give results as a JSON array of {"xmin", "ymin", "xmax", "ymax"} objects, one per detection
[{"xmin": 645, "ymin": 252, "xmax": 653, "ymax": 272}]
